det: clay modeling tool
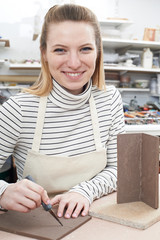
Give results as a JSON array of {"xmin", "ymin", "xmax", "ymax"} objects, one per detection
[{"xmin": 25, "ymin": 175, "xmax": 63, "ymax": 226}]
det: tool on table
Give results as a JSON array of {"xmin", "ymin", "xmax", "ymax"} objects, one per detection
[{"xmin": 25, "ymin": 175, "xmax": 63, "ymax": 226}]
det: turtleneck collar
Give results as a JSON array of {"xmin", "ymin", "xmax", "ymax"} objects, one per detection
[{"xmin": 48, "ymin": 79, "xmax": 92, "ymax": 110}]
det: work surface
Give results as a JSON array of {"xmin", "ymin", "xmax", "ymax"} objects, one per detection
[{"xmin": 1, "ymin": 192, "xmax": 160, "ymax": 240}]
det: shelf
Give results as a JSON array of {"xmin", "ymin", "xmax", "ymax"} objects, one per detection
[
  {"xmin": 0, "ymin": 75, "xmax": 38, "ymax": 83},
  {"xmin": 118, "ymin": 88, "xmax": 150, "ymax": 92},
  {"xmin": 104, "ymin": 64, "xmax": 160, "ymax": 73},
  {"xmin": 125, "ymin": 124, "xmax": 160, "ymax": 136},
  {"xmin": 99, "ymin": 19, "xmax": 133, "ymax": 29},
  {"xmin": 0, "ymin": 39, "xmax": 10, "ymax": 47},
  {"xmin": 151, "ymin": 93, "xmax": 160, "ymax": 97},
  {"xmin": 9, "ymin": 63, "xmax": 41, "ymax": 70},
  {"xmin": 0, "ymin": 85, "xmax": 29, "ymax": 90},
  {"xmin": 102, "ymin": 38, "xmax": 160, "ymax": 51}
]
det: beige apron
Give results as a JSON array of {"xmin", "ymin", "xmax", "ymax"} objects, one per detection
[{"xmin": 23, "ymin": 95, "xmax": 107, "ymax": 195}]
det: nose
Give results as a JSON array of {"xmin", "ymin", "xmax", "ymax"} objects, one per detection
[{"xmin": 67, "ymin": 51, "xmax": 81, "ymax": 69}]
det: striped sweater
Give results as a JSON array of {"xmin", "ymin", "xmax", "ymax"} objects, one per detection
[{"xmin": 0, "ymin": 79, "xmax": 125, "ymax": 203}]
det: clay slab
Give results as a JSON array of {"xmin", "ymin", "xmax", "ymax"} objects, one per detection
[{"xmin": 0, "ymin": 206, "xmax": 91, "ymax": 240}]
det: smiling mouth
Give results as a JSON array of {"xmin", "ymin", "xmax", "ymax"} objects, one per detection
[{"xmin": 65, "ymin": 72, "xmax": 84, "ymax": 77}]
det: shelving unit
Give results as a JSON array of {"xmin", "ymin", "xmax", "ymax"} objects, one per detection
[
  {"xmin": 102, "ymin": 21, "xmax": 160, "ymax": 77},
  {"xmin": 101, "ymin": 19, "xmax": 160, "ymax": 136}
]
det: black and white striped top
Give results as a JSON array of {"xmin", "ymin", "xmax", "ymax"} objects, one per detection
[{"xmin": 0, "ymin": 79, "xmax": 125, "ymax": 203}]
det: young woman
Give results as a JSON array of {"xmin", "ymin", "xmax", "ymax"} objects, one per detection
[{"xmin": 0, "ymin": 4, "xmax": 125, "ymax": 219}]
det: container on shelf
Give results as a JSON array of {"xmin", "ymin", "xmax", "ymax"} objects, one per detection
[
  {"xmin": 120, "ymin": 75, "xmax": 130, "ymax": 88},
  {"xmin": 150, "ymin": 78, "xmax": 157, "ymax": 94},
  {"xmin": 134, "ymin": 79, "xmax": 149, "ymax": 88},
  {"xmin": 105, "ymin": 80, "xmax": 120, "ymax": 88},
  {"xmin": 156, "ymin": 74, "xmax": 160, "ymax": 95},
  {"xmin": 152, "ymin": 57, "xmax": 159, "ymax": 68},
  {"xmin": 141, "ymin": 48, "xmax": 153, "ymax": 69},
  {"xmin": 105, "ymin": 71, "xmax": 120, "ymax": 80}
]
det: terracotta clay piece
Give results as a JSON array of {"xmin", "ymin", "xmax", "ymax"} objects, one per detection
[
  {"xmin": 0, "ymin": 206, "xmax": 91, "ymax": 240},
  {"xmin": 117, "ymin": 133, "xmax": 159, "ymax": 209}
]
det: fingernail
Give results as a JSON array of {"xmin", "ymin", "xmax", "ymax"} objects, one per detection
[
  {"xmin": 72, "ymin": 213, "xmax": 77, "ymax": 218},
  {"xmin": 82, "ymin": 212, "xmax": 86, "ymax": 216},
  {"xmin": 65, "ymin": 214, "xmax": 70, "ymax": 218},
  {"xmin": 58, "ymin": 213, "xmax": 62, "ymax": 217},
  {"xmin": 46, "ymin": 199, "xmax": 51, "ymax": 204}
]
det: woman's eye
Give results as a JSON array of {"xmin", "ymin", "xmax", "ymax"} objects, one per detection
[
  {"xmin": 54, "ymin": 48, "xmax": 65, "ymax": 53},
  {"xmin": 81, "ymin": 47, "xmax": 92, "ymax": 52}
]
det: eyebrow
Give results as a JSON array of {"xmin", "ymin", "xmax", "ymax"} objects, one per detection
[
  {"xmin": 51, "ymin": 44, "xmax": 66, "ymax": 48},
  {"xmin": 51, "ymin": 43, "xmax": 95, "ymax": 48}
]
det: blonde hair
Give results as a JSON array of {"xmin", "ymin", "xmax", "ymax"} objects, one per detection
[{"xmin": 25, "ymin": 4, "xmax": 105, "ymax": 96}]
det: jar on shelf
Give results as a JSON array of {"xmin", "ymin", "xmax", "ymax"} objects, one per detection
[
  {"xmin": 152, "ymin": 57, "xmax": 159, "ymax": 68},
  {"xmin": 120, "ymin": 75, "xmax": 130, "ymax": 88},
  {"xmin": 150, "ymin": 78, "xmax": 157, "ymax": 94},
  {"xmin": 142, "ymin": 48, "xmax": 153, "ymax": 69},
  {"xmin": 157, "ymin": 74, "xmax": 160, "ymax": 95}
]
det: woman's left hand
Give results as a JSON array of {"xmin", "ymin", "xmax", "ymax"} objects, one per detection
[{"xmin": 50, "ymin": 192, "xmax": 90, "ymax": 219}]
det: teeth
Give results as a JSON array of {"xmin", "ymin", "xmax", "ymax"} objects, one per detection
[{"xmin": 66, "ymin": 72, "xmax": 81, "ymax": 77}]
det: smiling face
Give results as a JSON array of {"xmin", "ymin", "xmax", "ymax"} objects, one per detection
[{"xmin": 43, "ymin": 21, "xmax": 97, "ymax": 95}]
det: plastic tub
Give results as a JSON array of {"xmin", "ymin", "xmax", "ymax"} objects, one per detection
[
  {"xmin": 106, "ymin": 80, "xmax": 120, "ymax": 88},
  {"xmin": 134, "ymin": 79, "xmax": 149, "ymax": 88}
]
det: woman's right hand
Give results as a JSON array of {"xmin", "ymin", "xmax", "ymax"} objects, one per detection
[{"xmin": 0, "ymin": 179, "xmax": 50, "ymax": 212}]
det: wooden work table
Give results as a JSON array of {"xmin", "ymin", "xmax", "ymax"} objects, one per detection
[{"xmin": 1, "ymin": 191, "xmax": 160, "ymax": 240}]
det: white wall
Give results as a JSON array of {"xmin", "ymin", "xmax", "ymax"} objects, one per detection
[
  {"xmin": 77, "ymin": 0, "xmax": 160, "ymax": 40},
  {"xmin": 0, "ymin": 0, "xmax": 160, "ymax": 75}
]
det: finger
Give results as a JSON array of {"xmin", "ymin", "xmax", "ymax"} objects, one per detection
[
  {"xmin": 64, "ymin": 202, "xmax": 77, "ymax": 219},
  {"xmin": 24, "ymin": 189, "xmax": 42, "ymax": 207},
  {"xmin": 10, "ymin": 202, "xmax": 31, "ymax": 213},
  {"xmin": 25, "ymin": 179, "xmax": 44, "ymax": 196},
  {"xmin": 57, "ymin": 199, "xmax": 69, "ymax": 218},
  {"xmin": 18, "ymin": 195, "xmax": 37, "ymax": 210},
  {"xmin": 4, "ymin": 196, "xmax": 34, "ymax": 213},
  {"xmin": 50, "ymin": 195, "xmax": 61, "ymax": 206},
  {"xmin": 1, "ymin": 187, "xmax": 39, "ymax": 210},
  {"xmin": 71, "ymin": 202, "xmax": 84, "ymax": 218},
  {"xmin": 41, "ymin": 190, "xmax": 51, "ymax": 205},
  {"xmin": 81, "ymin": 202, "xmax": 90, "ymax": 216},
  {"xmin": 25, "ymin": 180, "xmax": 50, "ymax": 206}
]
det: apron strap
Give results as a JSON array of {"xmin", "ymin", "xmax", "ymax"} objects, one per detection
[
  {"xmin": 89, "ymin": 95, "xmax": 102, "ymax": 151},
  {"xmin": 32, "ymin": 96, "xmax": 47, "ymax": 152},
  {"xmin": 32, "ymin": 94, "xmax": 102, "ymax": 152}
]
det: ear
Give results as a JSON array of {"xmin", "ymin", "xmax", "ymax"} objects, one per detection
[
  {"xmin": 42, "ymin": 52, "xmax": 48, "ymax": 62},
  {"xmin": 41, "ymin": 47, "xmax": 48, "ymax": 62}
]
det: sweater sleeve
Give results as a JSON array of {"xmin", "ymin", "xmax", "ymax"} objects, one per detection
[
  {"xmin": 0, "ymin": 97, "xmax": 22, "ymax": 195},
  {"xmin": 69, "ymin": 88, "xmax": 125, "ymax": 204}
]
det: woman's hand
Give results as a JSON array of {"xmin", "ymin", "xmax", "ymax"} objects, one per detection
[
  {"xmin": 0, "ymin": 179, "xmax": 50, "ymax": 212},
  {"xmin": 50, "ymin": 192, "xmax": 90, "ymax": 219}
]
